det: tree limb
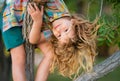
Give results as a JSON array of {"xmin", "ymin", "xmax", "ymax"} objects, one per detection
[
  {"xmin": 99, "ymin": 0, "xmax": 103, "ymax": 17},
  {"xmin": 87, "ymin": 0, "xmax": 94, "ymax": 20},
  {"xmin": 23, "ymin": 0, "xmax": 35, "ymax": 81},
  {"xmin": 74, "ymin": 50, "xmax": 120, "ymax": 81}
]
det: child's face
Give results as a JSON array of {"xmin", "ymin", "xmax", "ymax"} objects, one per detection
[{"xmin": 52, "ymin": 18, "xmax": 75, "ymax": 44}]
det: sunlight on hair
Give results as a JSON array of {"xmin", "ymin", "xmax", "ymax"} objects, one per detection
[{"xmin": 50, "ymin": 15, "xmax": 100, "ymax": 79}]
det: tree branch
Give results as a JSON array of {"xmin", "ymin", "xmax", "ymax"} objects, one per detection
[
  {"xmin": 23, "ymin": 1, "xmax": 35, "ymax": 81},
  {"xmin": 87, "ymin": 0, "xmax": 94, "ymax": 20},
  {"xmin": 99, "ymin": 0, "xmax": 103, "ymax": 17},
  {"xmin": 74, "ymin": 50, "xmax": 120, "ymax": 81}
]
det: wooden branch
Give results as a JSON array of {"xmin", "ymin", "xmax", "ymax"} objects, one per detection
[
  {"xmin": 87, "ymin": 0, "xmax": 94, "ymax": 20},
  {"xmin": 23, "ymin": 1, "xmax": 46, "ymax": 81},
  {"xmin": 74, "ymin": 51, "xmax": 120, "ymax": 81},
  {"xmin": 99, "ymin": 0, "xmax": 103, "ymax": 17},
  {"xmin": 23, "ymin": 1, "xmax": 35, "ymax": 81}
]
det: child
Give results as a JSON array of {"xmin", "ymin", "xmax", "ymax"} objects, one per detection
[{"xmin": 28, "ymin": 0, "xmax": 99, "ymax": 80}]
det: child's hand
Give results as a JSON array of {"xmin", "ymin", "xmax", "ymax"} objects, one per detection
[{"xmin": 27, "ymin": 3, "xmax": 44, "ymax": 23}]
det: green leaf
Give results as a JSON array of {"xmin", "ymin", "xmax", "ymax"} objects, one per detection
[
  {"xmin": 107, "ymin": 36, "xmax": 113, "ymax": 43},
  {"xmin": 97, "ymin": 38, "xmax": 105, "ymax": 42},
  {"xmin": 109, "ymin": 31, "xmax": 115, "ymax": 39}
]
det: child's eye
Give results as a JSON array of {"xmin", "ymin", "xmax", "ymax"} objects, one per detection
[
  {"xmin": 65, "ymin": 29, "xmax": 68, "ymax": 32},
  {"xmin": 58, "ymin": 34, "xmax": 61, "ymax": 38}
]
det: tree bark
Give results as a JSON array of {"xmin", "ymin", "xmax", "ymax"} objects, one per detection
[
  {"xmin": 23, "ymin": 1, "xmax": 47, "ymax": 81},
  {"xmin": 23, "ymin": 0, "xmax": 35, "ymax": 81},
  {"xmin": 74, "ymin": 51, "xmax": 120, "ymax": 81}
]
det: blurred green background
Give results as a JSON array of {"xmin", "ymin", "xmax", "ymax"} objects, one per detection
[{"xmin": 0, "ymin": 0, "xmax": 120, "ymax": 81}]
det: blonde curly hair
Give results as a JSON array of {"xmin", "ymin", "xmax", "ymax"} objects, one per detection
[{"xmin": 49, "ymin": 15, "xmax": 100, "ymax": 79}]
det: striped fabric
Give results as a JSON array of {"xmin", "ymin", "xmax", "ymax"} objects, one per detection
[
  {"xmin": 43, "ymin": 29, "xmax": 52, "ymax": 40},
  {"xmin": 45, "ymin": 0, "xmax": 70, "ymax": 22},
  {"xmin": 3, "ymin": 0, "xmax": 28, "ymax": 32},
  {"xmin": 2, "ymin": 0, "xmax": 71, "ymax": 32}
]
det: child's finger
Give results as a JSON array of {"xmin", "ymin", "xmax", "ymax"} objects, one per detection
[
  {"xmin": 40, "ymin": 6, "xmax": 44, "ymax": 14},
  {"xmin": 28, "ymin": 3, "xmax": 35, "ymax": 12},
  {"xmin": 27, "ymin": 6, "xmax": 32, "ymax": 14},
  {"xmin": 34, "ymin": 3, "xmax": 39, "ymax": 11}
]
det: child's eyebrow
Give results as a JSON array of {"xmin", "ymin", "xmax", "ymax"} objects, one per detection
[{"xmin": 54, "ymin": 24, "xmax": 61, "ymax": 29}]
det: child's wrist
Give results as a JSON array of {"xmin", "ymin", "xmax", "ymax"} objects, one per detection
[
  {"xmin": 44, "ymin": 54, "xmax": 53, "ymax": 61},
  {"xmin": 33, "ymin": 21, "xmax": 42, "ymax": 25}
]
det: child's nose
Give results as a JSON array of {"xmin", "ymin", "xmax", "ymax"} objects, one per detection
[
  {"xmin": 54, "ymin": 30, "xmax": 60, "ymax": 37},
  {"xmin": 56, "ymin": 27, "xmax": 61, "ymax": 33}
]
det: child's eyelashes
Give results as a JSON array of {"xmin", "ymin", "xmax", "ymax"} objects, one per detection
[
  {"xmin": 58, "ymin": 34, "xmax": 61, "ymax": 38},
  {"xmin": 57, "ymin": 29, "xmax": 68, "ymax": 38},
  {"xmin": 65, "ymin": 29, "xmax": 68, "ymax": 32}
]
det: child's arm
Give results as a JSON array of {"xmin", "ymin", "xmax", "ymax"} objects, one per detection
[
  {"xmin": 35, "ymin": 54, "xmax": 52, "ymax": 81},
  {"xmin": 27, "ymin": 3, "xmax": 44, "ymax": 44},
  {"xmin": 35, "ymin": 34, "xmax": 53, "ymax": 81}
]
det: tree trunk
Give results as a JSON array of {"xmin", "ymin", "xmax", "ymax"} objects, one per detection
[
  {"xmin": 23, "ymin": 0, "xmax": 35, "ymax": 81},
  {"xmin": 74, "ymin": 50, "xmax": 120, "ymax": 81},
  {"xmin": 0, "ymin": 32, "xmax": 11, "ymax": 81}
]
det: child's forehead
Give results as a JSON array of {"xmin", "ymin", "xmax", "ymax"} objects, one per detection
[{"xmin": 61, "ymin": 20, "xmax": 72, "ymax": 26}]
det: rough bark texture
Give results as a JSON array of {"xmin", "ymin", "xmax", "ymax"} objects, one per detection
[
  {"xmin": 23, "ymin": 1, "xmax": 47, "ymax": 81},
  {"xmin": 74, "ymin": 51, "xmax": 120, "ymax": 81},
  {"xmin": 23, "ymin": 0, "xmax": 35, "ymax": 81},
  {"xmin": 0, "ymin": 32, "xmax": 11, "ymax": 81}
]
